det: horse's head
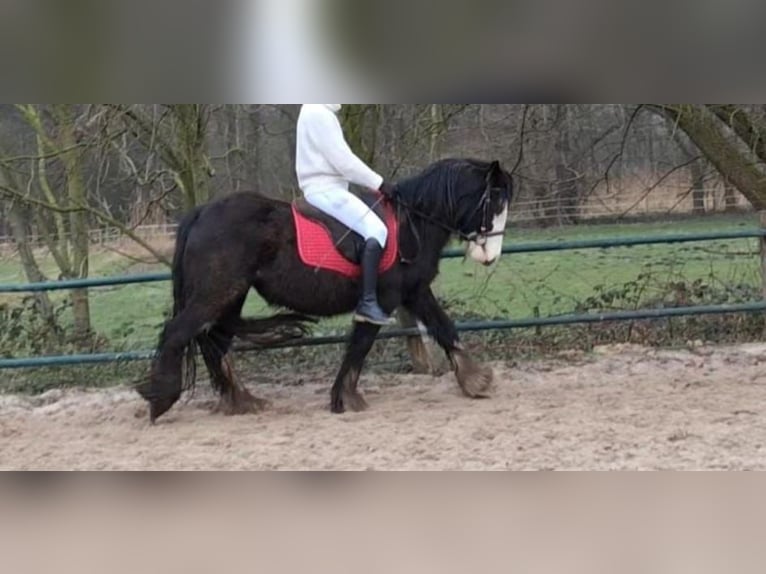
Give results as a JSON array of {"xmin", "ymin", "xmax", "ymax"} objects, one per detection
[
  {"xmin": 456, "ymin": 160, "xmax": 513, "ymax": 266},
  {"xmin": 397, "ymin": 158, "xmax": 513, "ymax": 265}
]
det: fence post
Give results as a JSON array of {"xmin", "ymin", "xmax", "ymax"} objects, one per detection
[{"xmin": 761, "ymin": 212, "xmax": 766, "ymax": 303}]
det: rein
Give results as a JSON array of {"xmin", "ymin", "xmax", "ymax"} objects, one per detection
[
  {"xmin": 391, "ymin": 188, "xmax": 504, "ymax": 265},
  {"xmin": 312, "ymin": 195, "xmax": 388, "ymax": 274},
  {"xmin": 313, "ymin": 175, "xmax": 506, "ymax": 270},
  {"xmin": 392, "ymin": 185, "xmax": 505, "ymax": 243}
]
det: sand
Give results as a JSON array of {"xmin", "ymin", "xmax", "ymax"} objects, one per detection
[{"xmin": 2, "ymin": 343, "xmax": 766, "ymax": 470}]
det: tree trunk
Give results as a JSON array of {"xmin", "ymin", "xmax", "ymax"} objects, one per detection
[
  {"xmin": 724, "ymin": 179, "xmax": 739, "ymax": 212},
  {"xmin": 690, "ymin": 159, "xmax": 706, "ymax": 215},
  {"xmin": 52, "ymin": 104, "xmax": 93, "ymax": 345},
  {"xmin": 554, "ymin": 107, "xmax": 579, "ymax": 224},
  {"xmin": 173, "ymin": 104, "xmax": 212, "ymax": 209},
  {"xmin": 429, "ymin": 104, "xmax": 443, "ymax": 161},
  {"xmin": 225, "ymin": 105, "xmax": 243, "ymax": 193},
  {"xmin": 650, "ymin": 105, "xmax": 766, "ymax": 210},
  {"xmin": 6, "ymin": 202, "xmax": 57, "ymax": 328},
  {"xmin": 670, "ymin": 123, "xmax": 707, "ymax": 215},
  {"xmin": 340, "ymin": 105, "xmax": 379, "ymax": 165}
]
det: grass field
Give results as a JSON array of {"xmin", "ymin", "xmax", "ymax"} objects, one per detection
[{"xmin": 1, "ymin": 213, "xmax": 762, "ymax": 353}]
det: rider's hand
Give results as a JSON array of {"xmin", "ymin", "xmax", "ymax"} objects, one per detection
[{"xmin": 379, "ymin": 181, "xmax": 397, "ymax": 200}]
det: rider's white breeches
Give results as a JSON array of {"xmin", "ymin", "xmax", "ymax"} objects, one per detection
[{"xmin": 304, "ymin": 188, "xmax": 388, "ymax": 248}]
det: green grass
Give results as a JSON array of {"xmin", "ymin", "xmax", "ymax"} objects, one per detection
[
  {"xmin": 1, "ymin": 213, "xmax": 762, "ymax": 353},
  {"xmin": 440, "ymin": 214, "xmax": 761, "ymax": 319}
]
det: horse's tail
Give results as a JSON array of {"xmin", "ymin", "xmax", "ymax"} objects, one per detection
[
  {"xmin": 168, "ymin": 207, "xmax": 204, "ymax": 393},
  {"xmin": 172, "ymin": 206, "xmax": 204, "ymax": 318}
]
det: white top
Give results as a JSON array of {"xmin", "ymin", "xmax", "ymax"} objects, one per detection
[{"xmin": 296, "ymin": 104, "xmax": 384, "ymax": 196}]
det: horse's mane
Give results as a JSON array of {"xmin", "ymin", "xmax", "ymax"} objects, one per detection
[{"xmin": 395, "ymin": 158, "xmax": 494, "ymax": 223}]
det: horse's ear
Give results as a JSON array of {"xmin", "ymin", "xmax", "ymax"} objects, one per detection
[{"xmin": 486, "ymin": 160, "xmax": 501, "ymax": 181}]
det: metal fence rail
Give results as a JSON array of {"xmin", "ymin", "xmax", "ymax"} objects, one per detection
[
  {"xmin": 3, "ymin": 229, "xmax": 765, "ymax": 294},
  {"xmin": 2, "ymin": 228, "xmax": 766, "ymax": 370},
  {"xmin": 0, "ymin": 273, "xmax": 171, "ymax": 294},
  {"xmin": 4, "ymin": 302, "xmax": 766, "ymax": 371}
]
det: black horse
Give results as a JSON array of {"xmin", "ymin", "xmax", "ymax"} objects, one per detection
[{"xmin": 139, "ymin": 158, "xmax": 514, "ymax": 422}]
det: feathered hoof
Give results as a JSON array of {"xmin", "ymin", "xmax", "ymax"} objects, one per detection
[
  {"xmin": 453, "ymin": 350, "xmax": 494, "ymax": 399},
  {"xmin": 214, "ymin": 386, "xmax": 270, "ymax": 416},
  {"xmin": 343, "ymin": 390, "xmax": 370, "ymax": 413},
  {"xmin": 331, "ymin": 390, "xmax": 369, "ymax": 414}
]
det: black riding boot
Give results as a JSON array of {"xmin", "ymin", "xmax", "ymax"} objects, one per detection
[{"xmin": 354, "ymin": 239, "xmax": 393, "ymax": 325}]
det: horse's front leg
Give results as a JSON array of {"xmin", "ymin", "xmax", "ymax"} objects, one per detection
[
  {"xmin": 404, "ymin": 289, "xmax": 494, "ymax": 398},
  {"xmin": 331, "ymin": 322, "xmax": 381, "ymax": 414}
]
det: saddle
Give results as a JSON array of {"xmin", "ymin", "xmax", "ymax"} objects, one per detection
[{"xmin": 291, "ymin": 191, "xmax": 399, "ymax": 278}]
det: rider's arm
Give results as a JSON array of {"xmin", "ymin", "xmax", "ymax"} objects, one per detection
[{"xmin": 306, "ymin": 107, "xmax": 384, "ymax": 191}]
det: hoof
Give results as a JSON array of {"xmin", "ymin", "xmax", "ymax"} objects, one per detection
[
  {"xmin": 344, "ymin": 390, "xmax": 370, "ymax": 413},
  {"xmin": 214, "ymin": 387, "xmax": 270, "ymax": 416},
  {"xmin": 453, "ymin": 351, "xmax": 494, "ymax": 398},
  {"xmin": 331, "ymin": 391, "xmax": 369, "ymax": 414},
  {"xmin": 149, "ymin": 395, "xmax": 180, "ymax": 423}
]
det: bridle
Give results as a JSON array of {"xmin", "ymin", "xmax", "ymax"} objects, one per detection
[
  {"xmin": 395, "ymin": 181, "xmax": 506, "ymax": 240},
  {"xmin": 461, "ymin": 183, "xmax": 509, "ymax": 244},
  {"xmin": 392, "ymin": 179, "xmax": 507, "ymax": 262}
]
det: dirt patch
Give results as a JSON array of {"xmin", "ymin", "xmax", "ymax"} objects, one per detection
[{"xmin": 2, "ymin": 343, "xmax": 766, "ymax": 470}]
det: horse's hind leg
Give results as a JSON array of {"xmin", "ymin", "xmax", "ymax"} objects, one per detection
[
  {"xmin": 147, "ymin": 306, "xmax": 223, "ymax": 422},
  {"xmin": 404, "ymin": 288, "xmax": 493, "ymax": 398},
  {"xmin": 331, "ymin": 322, "xmax": 381, "ymax": 414},
  {"xmin": 198, "ymin": 299, "xmax": 270, "ymax": 416},
  {"xmin": 200, "ymin": 334, "xmax": 271, "ymax": 416}
]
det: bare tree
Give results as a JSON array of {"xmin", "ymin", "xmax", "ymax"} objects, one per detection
[
  {"xmin": 107, "ymin": 104, "xmax": 214, "ymax": 210},
  {"xmin": 647, "ymin": 104, "xmax": 766, "ymax": 209},
  {"xmin": 7, "ymin": 104, "xmax": 94, "ymax": 344},
  {"xmin": 0, "ymin": 160, "xmax": 56, "ymax": 329}
]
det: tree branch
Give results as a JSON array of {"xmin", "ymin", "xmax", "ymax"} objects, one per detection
[
  {"xmin": 0, "ymin": 186, "xmax": 172, "ymax": 267},
  {"xmin": 707, "ymin": 104, "xmax": 766, "ymax": 165},
  {"xmin": 645, "ymin": 104, "xmax": 766, "ymax": 209}
]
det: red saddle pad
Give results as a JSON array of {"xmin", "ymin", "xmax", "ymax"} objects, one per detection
[{"xmin": 292, "ymin": 201, "xmax": 399, "ymax": 279}]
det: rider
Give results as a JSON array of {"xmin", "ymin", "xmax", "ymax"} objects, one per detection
[{"xmin": 296, "ymin": 104, "xmax": 396, "ymax": 326}]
